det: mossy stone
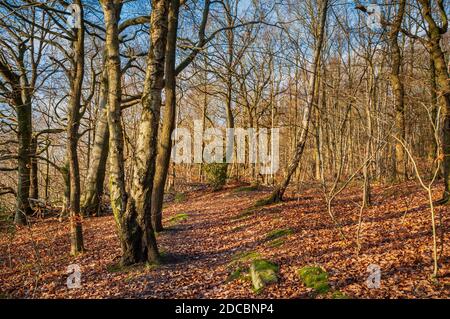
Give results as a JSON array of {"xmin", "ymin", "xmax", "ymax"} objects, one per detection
[{"xmin": 297, "ymin": 266, "xmax": 330, "ymax": 294}]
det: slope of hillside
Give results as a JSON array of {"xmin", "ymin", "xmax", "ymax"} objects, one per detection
[{"xmin": 1, "ymin": 182, "xmax": 449, "ymax": 299}]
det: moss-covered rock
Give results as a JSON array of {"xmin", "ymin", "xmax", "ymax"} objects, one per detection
[
  {"xmin": 226, "ymin": 266, "xmax": 250, "ymax": 283},
  {"xmin": 297, "ymin": 266, "xmax": 330, "ymax": 294},
  {"xmin": 232, "ymin": 209, "xmax": 256, "ymax": 221},
  {"xmin": 166, "ymin": 213, "xmax": 188, "ymax": 226},
  {"xmin": 227, "ymin": 251, "xmax": 261, "ymax": 284},
  {"xmin": 266, "ymin": 238, "xmax": 285, "ymax": 248},
  {"xmin": 233, "ymin": 185, "xmax": 260, "ymax": 193},
  {"xmin": 250, "ymin": 260, "xmax": 279, "ymax": 293},
  {"xmin": 229, "ymin": 251, "xmax": 261, "ymax": 267},
  {"xmin": 265, "ymin": 228, "xmax": 293, "ymax": 241}
]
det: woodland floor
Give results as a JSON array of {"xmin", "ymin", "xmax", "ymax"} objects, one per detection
[{"xmin": 1, "ymin": 181, "xmax": 450, "ymax": 299}]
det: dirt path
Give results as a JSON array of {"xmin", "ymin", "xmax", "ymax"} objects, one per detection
[{"xmin": 1, "ymin": 183, "xmax": 449, "ymax": 298}]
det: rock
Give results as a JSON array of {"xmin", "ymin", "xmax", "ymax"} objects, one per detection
[{"xmin": 250, "ymin": 260, "xmax": 279, "ymax": 293}]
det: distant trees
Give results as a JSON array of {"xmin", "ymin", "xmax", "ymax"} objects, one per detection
[
  {"xmin": 0, "ymin": 3, "xmax": 48, "ymax": 224},
  {"xmin": 269, "ymin": 0, "xmax": 330, "ymax": 203}
]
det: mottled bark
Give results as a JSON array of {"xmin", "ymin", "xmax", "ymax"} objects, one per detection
[
  {"xmin": 151, "ymin": 0, "xmax": 180, "ymax": 232},
  {"xmin": 101, "ymin": 0, "xmax": 137, "ymax": 265},
  {"xmin": 0, "ymin": 47, "xmax": 33, "ymax": 225},
  {"xmin": 67, "ymin": 0, "xmax": 85, "ymax": 255},
  {"xmin": 418, "ymin": 0, "xmax": 450, "ymax": 203},
  {"xmin": 15, "ymin": 96, "xmax": 33, "ymax": 224},
  {"xmin": 81, "ymin": 70, "xmax": 109, "ymax": 216},
  {"xmin": 125, "ymin": 0, "xmax": 169, "ymax": 264}
]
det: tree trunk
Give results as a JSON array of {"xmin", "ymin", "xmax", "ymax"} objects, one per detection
[
  {"xmin": 67, "ymin": 0, "xmax": 85, "ymax": 255},
  {"xmin": 125, "ymin": 0, "xmax": 169, "ymax": 264},
  {"xmin": 390, "ymin": 0, "xmax": 407, "ymax": 181},
  {"xmin": 0, "ymin": 59, "xmax": 34, "ymax": 225},
  {"xmin": 151, "ymin": 0, "xmax": 180, "ymax": 232},
  {"xmin": 418, "ymin": 0, "xmax": 450, "ymax": 203},
  {"xmin": 81, "ymin": 70, "xmax": 109, "ymax": 216},
  {"xmin": 101, "ymin": 0, "xmax": 141, "ymax": 265},
  {"xmin": 268, "ymin": 0, "xmax": 329, "ymax": 203},
  {"xmin": 429, "ymin": 58, "xmax": 439, "ymax": 160},
  {"xmin": 14, "ymin": 96, "xmax": 33, "ymax": 224},
  {"xmin": 29, "ymin": 135, "xmax": 39, "ymax": 200}
]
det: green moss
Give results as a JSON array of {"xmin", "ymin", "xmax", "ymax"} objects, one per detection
[
  {"xmin": 233, "ymin": 185, "xmax": 260, "ymax": 193},
  {"xmin": 106, "ymin": 263, "xmax": 131, "ymax": 273},
  {"xmin": 254, "ymin": 197, "xmax": 274, "ymax": 207},
  {"xmin": 226, "ymin": 266, "xmax": 250, "ymax": 282},
  {"xmin": 166, "ymin": 213, "xmax": 188, "ymax": 225},
  {"xmin": 254, "ymin": 191, "xmax": 280, "ymax": 207},
  {"xmin": 174, "ymin": 192, "xmax": 187, "ymax": 203},
  {"xmin": 232, "ymin": 209, "xmax": 256, "ymax": 221},
  {"xmin": 265, "ymin": 228, "xmax": 293, "ymax": 241},
  {"xmin": 332, "ymin": 291, "xmax": 350, "ymax": 299},
  {"xmin": 297, "ymin": 266, "xmax": 330, "ymax": 294},
  {"xmin": 229, "ymin": 251, "xmax": 261, "ymax": 266},
  {"xmin": 253, "ymin": 260, "xmax": 279, "ymax": 282},
  {"xmin": 227, "ymin": 251, "xmax": 261, "ymax": 283},
  {"xmin": 250, "ymin": 259, "xmax": 279, "ymax": 293},
  {"xmin": 266, "ymin": 238, "xmax": 285, "ymax": 248}
]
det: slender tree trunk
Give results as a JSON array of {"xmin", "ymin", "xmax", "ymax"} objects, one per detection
[
  {"xmin": 390, "ymin": 0, "xmax": 407, "ymax": 181},
  {"xmin": 81, "ymin": 69, "xmax": 109, "ymax": 216},
  {"xmin": 102, "ymin": 0, "xmax": 141, "ymax": 265},
  {"xmin": 151, "ymin": 0, "xmax": 180, "ymax": 232},
  {"xmin": 29, "ymin": 135, "xmax": 39, "ymax": 200},
  {"xmin": 125, "ymin": 0, "xmax": 169, "ymax": 264},
  {"xmin": 67, "ymin": 0, "xmax": 85, "ymax": 255},
  {"xmin": 44, "ymin": 145, "xmax": 50, "ymax": 201},
  {"xmin": 268, "ymin": 0, "xmax": 329, "ymax": 203},
  {"xmin": 429, "ymin": 58, "xmax": 439, "ymax": 160},
  {"xmin": 362, "ymin": 64, "xmax": 376, "ymax": 207}
]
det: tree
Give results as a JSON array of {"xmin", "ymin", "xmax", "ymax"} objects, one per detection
[
  {"xmin": 81, "ymin": 68, "xmax": 109, "ymax": 216},
  {"xmin": 151, "ymin": 0, "xmax": 180, "ymax": 232},
  {"xmin": 128, "ymin": 0, "xmax": 170, "ymax": 264},
  {"xmin": 266, "ymin": 0, "xmax": 329, "ymax": 203},
  {"xmin": 0, "ymin": 2, "xmax": 47, "ymax": 224},
  {"xmin": 416, "ymin": 0, "xmax": 450, "ymax": 204},
  {"xmin": 390, "ymin": 0, "xmax": 407, "ymax": 181},
  {"xmin": 65, "ymin": 0, "xmax": 86, "ymax": 255}
]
